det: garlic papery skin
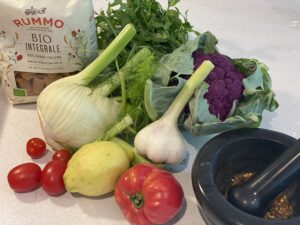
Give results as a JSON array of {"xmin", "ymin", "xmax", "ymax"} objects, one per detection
[
  {"xmin": 134, "ymin": 118, "xmax": 186, "ymax": 164},
  {"xmin": 134, "ymin": 60, "xmax": 214, "ymax": 164}
]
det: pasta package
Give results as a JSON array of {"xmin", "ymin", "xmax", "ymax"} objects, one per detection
[{"xmin": 0, "ymin": 0, "xmax": 98, "ymax": 104}]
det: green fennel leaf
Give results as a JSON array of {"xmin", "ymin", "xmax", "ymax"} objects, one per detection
[
  {"xmin": 168, "ymin": 0, "xmax": 181, "ymax": 7},
  {"xmin": 95, "ymin": 0, "xmax": 197, "ymax": 70},
  {"xmin": 101, "ymin": 48, "xmax": 158, "ymax": 144}
]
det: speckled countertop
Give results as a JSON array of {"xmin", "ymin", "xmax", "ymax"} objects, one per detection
[{"xmin": 0, "ymin": 0, "xmax": 300, "ymax": 224}]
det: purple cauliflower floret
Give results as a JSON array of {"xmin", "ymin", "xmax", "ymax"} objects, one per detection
[{"xmin": 193, "ymin": 51, "xmax": 244, "ymax": 121}]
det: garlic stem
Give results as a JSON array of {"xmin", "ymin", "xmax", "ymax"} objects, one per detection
[
  {"xmin": 80, "ymin": 24, "xmax": 136, "ymax": 85},
  {"xmin": 162, "ymin": 60, "xmax": 214, "ymax": 122}
]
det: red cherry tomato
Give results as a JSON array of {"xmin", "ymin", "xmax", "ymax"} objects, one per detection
[
  {"xmin": 42, "ymin": 160, "xmax": 67, "ymax": 196},
  {"xmin": 52, "ymin": 149, "xmax": 72, "ymax": 163},
  {"xmin": 7, "ymin": 163, "xmax": 42, "ymax": 192},
  {"xmin": 26, "ymin": 138, "xmax": 46, "ymax": 158}
]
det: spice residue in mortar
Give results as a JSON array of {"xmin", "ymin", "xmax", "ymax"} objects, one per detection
[{"xmin": 229, "ymin": 172, "xmax": 294, "ymax": 220}]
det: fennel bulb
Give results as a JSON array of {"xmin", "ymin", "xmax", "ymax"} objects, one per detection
[
  {"xmin": 37, "ymin": 24, "xmax": 136, "ymax": 150},
  {"xmin": 134, "ymin": 60, "xmax": 214, "ymax": 164}
]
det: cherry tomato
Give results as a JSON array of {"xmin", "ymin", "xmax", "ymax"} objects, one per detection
[
  {"xmin": 52, "ymin": 149, "xmax": 72, "ymax": 163},
  {"xmin": 42, "ymin": 160, "xmax": 67, "ymax": 196},
  {"xmin": 7, "ymin": 163, "xmax": 42, "ymax": 192},
  {"xmin": 26, "ymin": 137, "xmax": 46, "ymax": 158}
]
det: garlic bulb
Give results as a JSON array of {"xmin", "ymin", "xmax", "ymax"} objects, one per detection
[
  {"xmin": 134, "ymin": 60, "xmax": 214, "ymax": 164},
  {"xmin": 134, "ymin": 118, "xmax": 186, "ymax": 164}
]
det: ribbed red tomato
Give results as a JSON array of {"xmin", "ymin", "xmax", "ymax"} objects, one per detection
[{"xmin": 114, "ymin": 164, "xmax": 184, "ymax": 225}]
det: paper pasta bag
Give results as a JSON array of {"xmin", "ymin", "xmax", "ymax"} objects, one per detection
[{"xmin": 0, "ymin": 0, "xmax": 98, "ymax": 104}]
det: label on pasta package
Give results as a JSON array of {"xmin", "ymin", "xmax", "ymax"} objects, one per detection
[{"xmin": 0, "ymin": 0, "xmax": 98, "ymax": 104}]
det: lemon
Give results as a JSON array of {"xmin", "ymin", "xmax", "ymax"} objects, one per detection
[{"xmin": 63, "ymin": 141, "xmax": 129, "ymax": 196}]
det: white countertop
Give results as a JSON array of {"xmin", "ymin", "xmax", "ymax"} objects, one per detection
[{"xmin": 1, "ymin": 0, "xmax": 300, "ymax": 224}]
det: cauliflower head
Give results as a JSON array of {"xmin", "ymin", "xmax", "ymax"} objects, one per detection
[{"xmin": 193, "ymin": 52, "xmax": 244, "ymax": 120}]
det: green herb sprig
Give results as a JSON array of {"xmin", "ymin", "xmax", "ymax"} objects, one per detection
[{"xmin": 95, "ymin": 0, "xmax": 199, "ymax": 69}]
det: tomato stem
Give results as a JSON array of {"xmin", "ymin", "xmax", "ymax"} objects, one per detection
[{"xmin": 130, "ymin": 192, "xmax": 144, "ymax": 209}]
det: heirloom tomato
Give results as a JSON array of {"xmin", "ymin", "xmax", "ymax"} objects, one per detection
[{"xmin": 114, "ymin": 164, "xmax": 184, "ymax": 225}]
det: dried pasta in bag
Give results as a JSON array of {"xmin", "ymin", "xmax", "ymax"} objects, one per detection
[{"xmin": 0, "ymin": 0, "xmax": 98, "ymax": 104}]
